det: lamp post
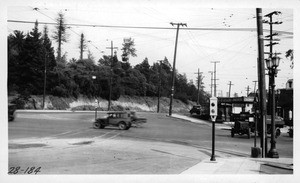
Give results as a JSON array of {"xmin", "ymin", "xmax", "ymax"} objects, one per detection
[
  {"xmin": 266, "ymin": 53, "xmax": 280, "ymax": 158},
  {"xmin": 92, "ymin": 75, "xmax": 98, "ymax": 120}
]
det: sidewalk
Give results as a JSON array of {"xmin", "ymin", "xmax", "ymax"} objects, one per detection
[
  {"xmin": 170, "ymin": 114, "xmax": 293, "ymax": 174},
  {"xmin": 181, "ymin": 157, "xmax": 293, "ymax": 174}
]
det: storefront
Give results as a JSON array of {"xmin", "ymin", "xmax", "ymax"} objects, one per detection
[{"xmin": 218, "ymin": 97, "xmax": 254, "ymax": 122}]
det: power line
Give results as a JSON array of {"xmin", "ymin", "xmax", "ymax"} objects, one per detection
[{"xmin": 7, "ymin": 19, "xmax": 293, "ymax": 35}]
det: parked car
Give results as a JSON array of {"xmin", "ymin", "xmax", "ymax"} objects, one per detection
[
  {"xmin": 8, "ymin": 103, "xmax": 17, "ymax": 121},
  {"xmin": 190, "ymin": 105, "xmax": 201, "ymax": 115}
]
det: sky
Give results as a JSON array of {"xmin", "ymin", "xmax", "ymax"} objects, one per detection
[{"xmin": 4, "ymin": 0, "xmax": 296, "ymax": 97}]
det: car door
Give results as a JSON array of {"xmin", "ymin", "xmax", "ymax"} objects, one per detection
[{"xmin": 108, "ymin": 113, "xmax": 118, "ymax": 125}]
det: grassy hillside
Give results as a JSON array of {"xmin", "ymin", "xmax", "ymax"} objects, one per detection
[{"xmin": 9, "ymin": 95, "xmax": 195, "ymax": 113}]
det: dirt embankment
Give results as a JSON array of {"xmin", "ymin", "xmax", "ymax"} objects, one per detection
[{"xmin": 9, "ymin": 95, "xmax": 195, "ymax": 113}]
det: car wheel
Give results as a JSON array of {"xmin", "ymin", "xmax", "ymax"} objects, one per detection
[
  {"xmin": 231, "ymin": 129, "xmax": 235, "ymax": 137},
  {"xmin": 275, "ymin": 128, "xmax": 281, "ymax": 138},
  {"xmin": 9, "ymin": 116, "xmax": 14, "ymax": 121},
  {"xmin": 93, "ymin": 122, "xmax": 101, "ymax": 129},
  {"xmin": 288, "ymin": 129, "xmax": 293, "ymax": 138},
  {"xmin": 118, "ymin": 122, "xmax": 127, "ymax": 130}
]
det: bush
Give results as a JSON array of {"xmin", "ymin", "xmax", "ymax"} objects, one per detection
[{"xmin": 52, "ymin": 85, "xmax": 69, "ymax": 97}]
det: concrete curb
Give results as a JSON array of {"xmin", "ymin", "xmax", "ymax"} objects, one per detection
[{"xmin": 169, "ymin": 113, "xmax": 232, "ymax": 130}]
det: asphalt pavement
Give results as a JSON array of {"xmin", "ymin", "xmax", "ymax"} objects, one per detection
[{"xmin": 8, "ymin": 110, "xmax": 294, "ymax": 175}]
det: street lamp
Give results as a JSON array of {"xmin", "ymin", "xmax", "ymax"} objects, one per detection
[
  {"xmin": 92, "ymin": 75, "xmax": 98, "ymax": 120},
  {"xmin": 266, "ymin": 53, "xmax": 280, "ymax": 158}
]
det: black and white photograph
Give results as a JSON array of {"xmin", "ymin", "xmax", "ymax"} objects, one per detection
[{"xmin": 1, "ymin": 0, "xmax": 299, "ymax": 182}]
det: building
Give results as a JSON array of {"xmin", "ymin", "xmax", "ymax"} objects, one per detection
[
  {"xmin": 218, "ymin": 96, "xmax": 254, "ymax": 122},
  {"xmin": 277, "ymin": 79, "xmax": 293, "ymax": 126}
]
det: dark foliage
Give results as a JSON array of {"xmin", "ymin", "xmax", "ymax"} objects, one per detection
[{"xmin": 7, "ymin": 23, "xmax": 209, "ymax": 105}]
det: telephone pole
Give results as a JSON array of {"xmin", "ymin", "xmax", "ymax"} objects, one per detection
[
  {"xmin": 208, "ymin": 71, "xmax": 213, "ymax": 97},
  {"xmin": 42, "ymin": 50, "xmax": 47, "ymax": 109},
  {"xmin": 256, "ymin": 8, "xmax": 267, "ymax": 158},
  {"xmin": 211, "ymin": 61, "xmax": 220, "ymax": 97},
  {"xmin": 106, "ymin": 41, "xmax": 118, "ymax": 111},
  {"xmin": 195, "ymin": 68, "xmax": 203, "ymax": 104},
  {"xmin": 246, "ymin": 86, "xmax": 251, "ymax": 96},
  {"xmin": 169, "ymin": 22, "xmax": 187, "ymax": 116},
  {"xmin": 264, "ymin": 10, "xmax": 282, "ymax": 158},
  {"xmin": 228, "ymin": 81, "xmax": 233, "ymax": 97},
  {"xmin": 253, "ymin": 81, "xmax": 258, "ymax": 93},
  {"xmin": 157, "ymin": 60, "xmax": 163, "ymax": 113}
]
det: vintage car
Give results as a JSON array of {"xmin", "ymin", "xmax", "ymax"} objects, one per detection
[
  {"xmin": 93, "ymin": 111, "xmax": 146, "ymax": 130},
  {"xmin": 190, "ymin": 105, "xmax": 201, "ymax": 115},
  {"xmin": 231, "ymin": 113, "xmax": 284, "ymax": 139}
]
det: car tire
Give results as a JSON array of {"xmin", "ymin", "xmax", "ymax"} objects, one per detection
[
  {"xmin": 93, "ymin": 122, "xmax": 101, "ymax": 129},
  {"xmin": 118, "ymin": 122, "xmax": 127, "ymax": 130},
  {"xmin": 231, "ymin": 129, "xmax": 235, "ymax": 137},
  {"xmin": 275, "ymin": 128, "xmax": 281, "ymax": 138}
]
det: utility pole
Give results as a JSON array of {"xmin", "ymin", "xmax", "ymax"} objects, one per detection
[
  {"xmin": 195, "ymin": 68, "xmax": 203, "ymax": 104},
  {"xmin": 157, "ymin": 60, "xmax": 163, "ymax": 113},
  {"xmin": 106, "ymin": 41, "xmax": 118, "ymax": 111},
  {"xmin": 228, "ymin": 81, "xmax": 233, "ymax": 97},
  {"xmin": 256, "ymin": 8, "xmax": 268, "ymax": 158},
  {"xmin": 253, "ymin": 81, "xmax": 258, "ymax": 93},
  {"xmin": 208, "ymin": 71, "xmax": 213, "ymax": 97},
  {"xmin": 264, "ymin": 10, "xmax": 282, "ymax": 158},
  {"xmin": 42, "ymin": 50, "xmax": 47, "ymax": 109},
  {"xmin": 169, "ymin": 22, "xmax": 187, "ymax": 116},
  {"xmin": 211, "ymin": 61, "xmax": 220, "ymax": 97},
  {"xmin": 246, "ymin": 86, "xmax": 251, "ymax": 96},
  {"xmin": 264, "ymin": 11, "xmax": 281, "ymax": 116}
]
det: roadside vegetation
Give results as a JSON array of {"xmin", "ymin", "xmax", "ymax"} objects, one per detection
[{"xmin": 8, "ymin": 12, "xmax": 209, "ymax": 110}]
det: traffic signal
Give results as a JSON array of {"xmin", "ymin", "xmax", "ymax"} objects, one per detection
[{"xmin": 210, "ymin": 97, "xmax": 218, "ymax": 116}]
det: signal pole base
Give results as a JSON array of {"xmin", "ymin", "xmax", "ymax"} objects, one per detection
[
  {"xmin": 267, "ymin": 149, "xmax": 279, "ymax": 158},
  {"xmin": 210, "ymin": 155, "xmax": 216, "ymax": 161}
]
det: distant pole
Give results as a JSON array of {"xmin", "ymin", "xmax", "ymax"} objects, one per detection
[
  {"xmin": 157, "ymin": 60, "xmax": 162, "ymax": 113},
  {"xmin": 228, "ymin": 81, "xmax": 233, "ymax": 97},
  {"xmin": 246, "ymin": 86, "xmax": 250, "ymax": 96},
  {"xmin": 195, "ymin": 68, "xmax": 203, "ymax": 104},
  {"xmin": 169, "ymin": 22, "xmax": 187, "ymax": 116},
  {"xmin": 42, "ymin": 51, "xmax": 47, "ymax": 109},
  {"xmin": 211, "ymin": 61, "xmax": 220, "ymax": 97},
  {"xmin": 209, "ymin": 71, "xmax": 213, "ymax": 97},
  {"xmin": 256, "ymin": 8, "xmax": 267, "ymax": 158},
  {"xmin": 106, "ymin": 41, "xmax": 118, "ymax": 111},
  {"xmin": 253, "ymin": 81, "xmax": 258, "ymax": 93}
]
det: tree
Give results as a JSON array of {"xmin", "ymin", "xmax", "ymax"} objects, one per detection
[
  {"xmin": 42, "ymin": 25, "xmax": 56, "ymax": 70},
  {"xmin": 8, "ymin": 30, "xmax": 25, "ymax": 94},
  {"xmin": 134, "ymin": 57, "xmax": 151, "ymax": 81},
  {"xmin": 18, "ymin": 20, "xmax": 44, "ymax": 95},
  {"xmin": 286, "ymin": 49, "xmax": 294, "ymax": 69},
  {"xmin": 42, "ymin": 25, "xmax": 57, "ymax": 97},
  {"xmin": 79, "ymin": 33, "xmax": 87, "ymax": 60},
  {"xmin": 121, "ymin": 37, "xmax": 137, "ymax": 62},
  {"xmin": 53, "ymin": 11, "xmax": 68, "ymax": 63}
]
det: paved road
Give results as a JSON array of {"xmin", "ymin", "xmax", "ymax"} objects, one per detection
[{"xmin": 8, "ymin": 111, "xmax": 293, "ymax": 174}]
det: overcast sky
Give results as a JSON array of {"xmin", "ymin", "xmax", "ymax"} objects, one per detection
[{"xmin": 4, "ymin": 0, "xmax": 296, "ymax": 97}]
